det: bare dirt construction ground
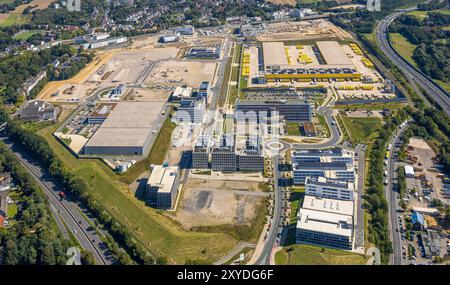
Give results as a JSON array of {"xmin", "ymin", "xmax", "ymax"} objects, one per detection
[
  {"xmin": 174, "ymin": 179, "xmax": 268, "ymax": 230},
  {"xmin": 346, "ymin": 110, "xmax": 384, "ymax": 118},
  {"xmin": 257, "ymin": 20, "xmax": 352, "ymax": 42},
  {"xmin": 39, "ymin": 46, "xmax": 180, "ymax": 102},
  {"xmin": 122, "ymin": 87, "xmax": 171, "ymax": 102},
  {"xmin": 267, "ymin": 0, "xmax": 296, "ymax": 5},
  {"xmin": 147, "ymin": 60, "xmax": 217, "ymax": 87}
]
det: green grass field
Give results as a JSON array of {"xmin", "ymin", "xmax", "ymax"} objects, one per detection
[
  {"xmin": 341, "ymin": 116, "xmax": 382, "ymax": 144},
  {"xmin": 13, "ymin": 30, "xmax": 39, "ymax": 40},
  {"xmin": 407, "ymin": 8, "xmax": 450, "ymax": 19},
  {"xmin": 0, "ymin": 14, "xmax": 31, "ymax": 27},
  {"xmin": 7, "ymin": 203, "xmax": 18, "ymax": 218},
  {"xmin": 38, "ymin": 116, "xmax": 237, "ymax": 264},
  {"xmin": 286, "ymin": 122, "xmax": 300, "ymax": 136},
  {"xmin": 335, "ymin": 102, "xmax": 407, "ymax": 111},
  {"xmin": 389, "ymin": 33, "xmax": 418, "ymax": 68},
  {"xmin": 275, "ymin": 244, "xmax": 367, "ymax": 265},
  {"xmin": 118, "ymin": 116, "xmax": 175, "ymax": 184}
]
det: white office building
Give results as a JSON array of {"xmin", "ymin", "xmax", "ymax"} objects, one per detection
[
  {"xmin": 296, "ymin": 195, "xmax": 354, "ymax": 250},
  {"xmin": 146, "ymin": 165, "xmax": 179, "ymax": 210},
  {"xmin": 305, "ymin": 176, "xmax": 355, "ymax": 201}
]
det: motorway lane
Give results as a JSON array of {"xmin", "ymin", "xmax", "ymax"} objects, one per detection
[
  {"xmin": 2, "ymin": 137, "xmax": 112, "ymax": 265},
  {"xmin": 375, "ymin": 9, "xmax": 450, "ymax": 117},
  {"xmin": 385, "ymin": 122, "xmax": 410, "ymax": 265},
  {"xmin": 255, "ymin": 155, "xmax": 282, "ymax": 265}
]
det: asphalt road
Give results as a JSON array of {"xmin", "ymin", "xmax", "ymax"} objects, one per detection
[
  {"xmin": 375, "ymin": 7, "xmax": 450, "ymax": 117},
  {"xmin": 1, "ymin": 136, "xmax": 112, "ymax": 265},
  {"xmin": 291, "ymin": 106, "xmax": 341, "ymax": 149},
  {"xmin": 385, "ymin": 122, "xmax": 410, "ymax": 265},
  {"xmin": 354, "ymin": 144, "xmax": 366, "ymax": 249},
  {"xmin": 255, "ymin": 155, "xmax": 282, "ymax": 265}
]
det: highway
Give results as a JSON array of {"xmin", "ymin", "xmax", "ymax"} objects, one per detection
[
  {"xmin": 375, "ymin": 7, "xmax": 450, "ymax": 117},
  {"xmin": 385, "ymin": 121, "xmax": 410, "ymax": 265},
  {"xmin": 1, "ymin": 136, "xmax": 112, "ymax": 265},
  {"xmin": 255, "ymin": 155, "xmax": 282, "ymax": 265}
]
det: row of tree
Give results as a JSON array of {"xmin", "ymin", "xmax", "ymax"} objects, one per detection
[
  {"xmin": 0, "ymin": 111, "xmax": 167, "ymax": 264},
  {"xmin": 0, "ymin": 143, "xmax": 73, "ymax": 265},
  {"xmin": 365, "ymin": 108, "xmax": 409, "ymax": 263}
]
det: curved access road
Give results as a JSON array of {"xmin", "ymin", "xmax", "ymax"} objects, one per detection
[{"xmin": 375, "ymin": 7, "xmax": 450, "ymax": 117}]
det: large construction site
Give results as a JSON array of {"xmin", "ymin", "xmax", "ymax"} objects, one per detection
[{"xmin": 42, "ymin": 29, "xmax": 226, "ymax": 172}]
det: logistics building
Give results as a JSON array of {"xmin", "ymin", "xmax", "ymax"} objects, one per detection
[
  {"xmin": 262, "ymin": 41, "xmax": 361, "ymax": 82},
  {"xmin": 84, "ymin": 101, "xmax": 166, "ymax": 156}
]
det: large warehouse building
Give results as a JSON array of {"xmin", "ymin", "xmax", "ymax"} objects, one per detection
[
  {"xmin": 262, "ymin": 41, "xmax": 361, "ymax": 82},
  {"xmin": 84, "ymin": 102, "xmax": 167, "ymax": 156}
]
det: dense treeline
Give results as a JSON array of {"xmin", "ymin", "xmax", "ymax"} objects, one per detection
[
  {"xmin": 0, "ymin": 0, "xmax": 31, "ymax": 14},
  {"xmin": 365, "ymin": 108, "xmax": 409, "ymax": 263},
  {"xmin": 417, "ymin": 0, "xmax": 448, "ymax": 11},
  {"xmin": 0, "ymin": 45, "xmax": 92, "ymax": 104},
  {"xmin": 330, "ymin": 0, "xmax": 425, "ymax": 34},
  {"xmin": 390, "ymin": 11, "xmax": 449, "ymax": 89},
  {"xmin": 0, "ymin": 144, "xmax": 72, "ymax": 265},
  {"xmin": 0, "ymin": 113, "xmax": 167, "ymax": 265}
]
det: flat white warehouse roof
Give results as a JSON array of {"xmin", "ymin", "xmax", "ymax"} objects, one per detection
[
  {"xmin": 263, "ymin": 42, "xmax": 288, "ymax": 67},
  {"xmin": 316, "ymin": 41, "xmax": 352, "ymax": 65},
  {"xmin": 85, "ymin": 101, "xmax": 165, "ymax": 148}
]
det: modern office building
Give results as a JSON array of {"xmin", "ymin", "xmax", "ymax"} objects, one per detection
[
  {"xmin": 291, "ymin": 148, "xmax": 354, "ymax": 164},
  {"xmin": 197, "ymin": 81, "xmax": 210, "ymax": 100},
  {"xmin": 146, "ymin": 165, "xmax": 179, "ymax": 210},
  {"xmin": 296, "ymin": 195, "xmax": 354, "ymax": 250},
  {"xmin": 22, "ymin": 70, "xmax": 47, "ymax": 96},
  {"xmin": 236, "ymin": 99, "xmax": 312, "ymax": 122},
  {"xmin": 211, "ymin": 147, "xmax": 237, "ymax": 172},
  {"xmin": 171, "ymin": 86, "xmax": 193, "ymax": 101},
  {"xmin": 305, "ymin": 176, "xmax": 355, "ymax": 201},
  {"xmin": 235, "ymin": 136, "xmax": 264, "ymax": 172},
  {"xmin": 192, "ymin": 136, "xmax": 210, "ymax": 169},
  {"xmin": 186, "ymin": 45, "xmax": 221, "ymax": 59},
  {"xmin": 81, "ymin": 36, "xmax": 127, "ymax": 49},
  {"xmin": 292, "ymin": 162, "xmax": 355, "ymax": 184},
  {"xmin": 176, "ymin": 97, "xmax": 205, "ymax": 124}
]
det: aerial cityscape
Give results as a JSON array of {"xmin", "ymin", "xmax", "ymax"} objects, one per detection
[{"xmin": 0, "ymin": 0, "xmax": 448, "ymax": 270}]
